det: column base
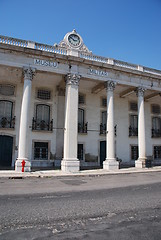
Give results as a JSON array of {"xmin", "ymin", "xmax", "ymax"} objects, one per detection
[
  {"xmin": 103, "ymin": 158, "xmax": 119, "ymax": 170},
  {"xmin": 15, "ymin": 158, "xmax": 31, "ymax": 172},
  {"xmin": 135, "ymin": 158, "xmax": 146, "ymax": 168},
  {"xmin": 61, "ymin": 159, "xmax": 80, "ymax": 172}
]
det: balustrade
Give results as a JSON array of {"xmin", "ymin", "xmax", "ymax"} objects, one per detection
[
  {"xmin": 100, "ymin": 124, "xmax": 117, "ymax": 136},
  {"xmin": 0, "ymin": 116, "xmax": 15, "ymax": 128},
  {"xmin": 35, "ymin": 43, "xmax": 67, "ymax": 55},
  {"xmin": 0, "ymin": 35, "xmax": 27, "ymax": 47},
  {"xmin": 78, "ymin": 122, "xmax": 88, "ymax": 134},
  {"xmin": 129, "ymin": 126, "xmax": 138, "ymax": 137},
  {"xmin": 32, "ymin": 118, "xmax": 53, "ymax": 131},
  {"xmin": 151, "ymin": 129, "xmax": 161, "ymax": 138}
]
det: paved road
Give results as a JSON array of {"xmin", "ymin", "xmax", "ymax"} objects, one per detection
[{"xmin": 0, "ymin": 173, "xmax": 161, "ymax": 239}]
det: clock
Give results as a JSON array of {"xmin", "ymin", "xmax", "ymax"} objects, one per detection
[{"xmin": 68, "ymin": 34, "xmax": 80, "ymax": 47}]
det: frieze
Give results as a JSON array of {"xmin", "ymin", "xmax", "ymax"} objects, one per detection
[
  {"xmin": 34, "ymin": 59, "xmax": 58, "ymax": 68},
  {"xmin": 88, "ymin": 68, "xmax": 108, "ymax": 77}
]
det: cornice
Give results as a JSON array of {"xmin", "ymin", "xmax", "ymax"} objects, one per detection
[{"xmin": 0, "ymin": 42, "xmax": 161, "ymax": 81}]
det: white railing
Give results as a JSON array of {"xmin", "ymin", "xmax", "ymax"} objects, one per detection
[
  {"xmin": 0, "ymin": 35, "xmax": 67, "ymax": 55},
  {"xmin": 143, "ymin": 67, "xmax": 161, "ymax": 76},
  {"xmin": 0, "ymin": 35, "xmax": 27, "ymax": 47},
  {"xmin": 79, "ymin": 52, "xmax": 108, "ymax": 64},
  {"xmin": 114, "ymin": 60, "xmax": 138, "ymax": 71},
  {"xmin": 0, "ymin": 35, "xmax": 161, "ymax": 77},
  {"xmin": 35, "ymin": 42, "xmax": 67, "ymax": 55}
]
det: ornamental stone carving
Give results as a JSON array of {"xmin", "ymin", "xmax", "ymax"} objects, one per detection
[
  {"xmin": 65, "ymin": 73, "xmax": 81, "ymax": 86},
  {"xmin": 23, "ymin": 68, "xmax": 35, "ymax": 81},
  {"xmin": 58, "ymin": 29, "xmax": 91, "ymax": 53},
  {"xmin": 136, "ymin": 87, "xmax": 145, "ymax": 97},
  {"xmin": 105, "ymin": 81, "xmax": 116, "ymax": 91}
]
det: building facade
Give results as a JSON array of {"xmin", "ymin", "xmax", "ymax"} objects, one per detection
[{"xmin": 0, "ymin": 30, "xmax": 161, "ymax": 172}]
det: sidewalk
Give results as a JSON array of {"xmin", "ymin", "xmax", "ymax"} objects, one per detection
[{"xmin": 1, "ymin": 166, "xmax": 161, "ymax": 178}]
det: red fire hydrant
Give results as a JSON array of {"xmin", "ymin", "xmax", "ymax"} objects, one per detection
[{"xmin": 21, "ymin": 160, "xmax": 26, "ymax": 172}]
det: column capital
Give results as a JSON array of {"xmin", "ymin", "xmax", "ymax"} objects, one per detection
[
  {"xmin": 105, "ymin": 81, "xmax": 116, "ymax": 91},
  {"xmin": 65, "ymin": 73, "xmax": 81, "ymax": 86},
  {"xmin": 23, "ymin": 67, "xmax": 35, "ymax": 81},
  {"xmin": 136, "ymin": 87, "xmax": 145, "ymax": 97}
]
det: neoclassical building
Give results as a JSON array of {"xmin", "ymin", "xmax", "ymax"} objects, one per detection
[{"xmin": 0, "ymin": 30, "xmax": 161, "ymax": 172}]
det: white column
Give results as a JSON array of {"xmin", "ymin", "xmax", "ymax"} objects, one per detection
[
  {"xmin": 103, "ymin": 81, "xmax": 119, "ymax": 170},
  {"xmin": 135, "ymin": 87, "xmax": 146, "ymax": 168},
  {"xmin": 15, "ymin": 68, "xmax": 34, "ymax": 172},
  {"xmin": 61, "ymin": 73, "xmax": 80, "ymax": 172}
]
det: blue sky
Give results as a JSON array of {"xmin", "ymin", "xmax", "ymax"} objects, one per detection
[{"xmin": 1, "ymin": 0, "xmax": 161, "ymax": 70}]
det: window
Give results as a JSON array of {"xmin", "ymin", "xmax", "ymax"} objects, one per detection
[
  {"xmin": 102, "ymin": 98, "xmax": 107, "ymax": 107},
  {"xmin": 152, "ymin": 117, "xmax": 161, "ymax": 137},
  {"xmin": 100, "ymin": 111, "xmax": 107, "ymax": 134},
  {"xmin": 77, "ymin": 144, "xmax": 83, "ymax": 160},
  {"xmin": 0, "ymin": 100, "xmax": 15, "ymax": 128},
  {"xmin": 36, "ymin": 104, "xmax": 50, "ymax": 123},
  {"xmin": 78, "ymin": 108, "xmax": 87, "ymax": 133},
  {"xmin": 131, "ymin": 146, "xmax": 138, "ymax": 160},
  {"xmin": 37, "ymin": 89, "xmax": 51, "ymax": 100},
  {"xmin": 102, "ymin": 111, "xmax": 107, "ymax": 125},
  {"xmin": 130, "ymin": 102, "xmax": 137, "ymax": 112},
  {"xmin": 0, "ymin": 84, "xmax": 15, "ymax": 96},
  {"xmin": 79, "ymin": 94, "xmax": 85, "ymax": 104},
  {"xmin": 151, "ymin": 104, "xmax": 160, "ymax": 114},
  {"xmin": 32, "ymin": 104, "xmax": 53, "ymax": 131},
  {"xmin": 154, "ymin": 146, "xmax": 161, "ymax": 159},
  {"xmin": 78, "ymin": 108, "xmax": 84, "ymax": 125},
  {"xmin": 129, "ymin": 115, "xmax": 138, "ymax": 136},
  {"xmin": 34, "ymin": 142, "xmax": 48, "ymax": 160}
]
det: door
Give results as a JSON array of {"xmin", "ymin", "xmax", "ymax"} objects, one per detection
[
  {"xmin": 0, "ymin": 136, "xmax": 13, "ymax": 168},
  {"xmin": 77, "ymin": 144, "xmax": 83, "ymax": 160},
  {"xmin": 100, "ymin": 141, "xmax": 106, "ymax": 166}
]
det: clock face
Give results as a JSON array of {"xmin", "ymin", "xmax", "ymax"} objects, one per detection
[{"xmin": 68, "ymin": 34, "xmax": 80, "ymax": 47}]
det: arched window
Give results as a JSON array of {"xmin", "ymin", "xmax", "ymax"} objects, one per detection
[
  {"xmin": 32, "ymin": 104, "xmax": 52, "ymax": 131},
  {"xmin": 0, "ymin": 101, "xmax": 15, "ymax": 128},
  {"xmin": 78, "ymin": 108, "xmax": 87, "ymax": 133},
  {"xmin": 36, "ymin": 104, "xmax": 50, "ymax": 124}
]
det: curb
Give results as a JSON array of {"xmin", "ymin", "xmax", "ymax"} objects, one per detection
[{"xmin": 1, "ymin": 167, "xmax": 161, "ymax": 179}]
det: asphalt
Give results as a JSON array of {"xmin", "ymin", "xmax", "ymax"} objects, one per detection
[{"xmin": 1, "ymin": 166, "xmax": 161, "ymax": 178}]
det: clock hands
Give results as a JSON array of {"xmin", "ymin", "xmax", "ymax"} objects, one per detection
[{"xmin": 70, "ymin": 35, "xmax": 78, "ymax": 42}]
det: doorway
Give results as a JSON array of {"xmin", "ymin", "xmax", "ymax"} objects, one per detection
[
  {"xmin": 100, "ymin": 141, "xmax": 106, "ymax": 166},
  {"xmin": 0, "ymin": 135, "xmax": 13, "ymax": 168}
]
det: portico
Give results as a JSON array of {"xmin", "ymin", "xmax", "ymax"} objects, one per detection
[{"xmin": 0, "ymin": 31, "xmax": 161, "ymax": 172}]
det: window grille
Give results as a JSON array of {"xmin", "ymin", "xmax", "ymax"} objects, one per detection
[
  {"xmin": 34, "ymin": 142, "xmax": 48, "ymax": 160},
  {"xmin": 154, "ymin": 146, "xmax": 161, "ymax": 159},
  {"xmin": 102, "ymin": 98, "xmax": 107, "ymax": 107},
  {"xmin": 79, "ymin": 94, "xmax": 85, "ymax": 104},
  {"xmin": 37, "ymin": 89, "xmax": 51, "ymax": 100},
  {"xmin": 0, "ymin": 84, "xmax": 15, "ymax": 96},
  {"xmin": 151, "ymin": 104, "xmax": 160, "ymax": 114},
  {"xmin": 131, "ymin": 146, "xmax": 138, "ymax": 160},
  {"xmin": 130, "ymin": 102, "xmax": 137, "ymax": 111}
]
